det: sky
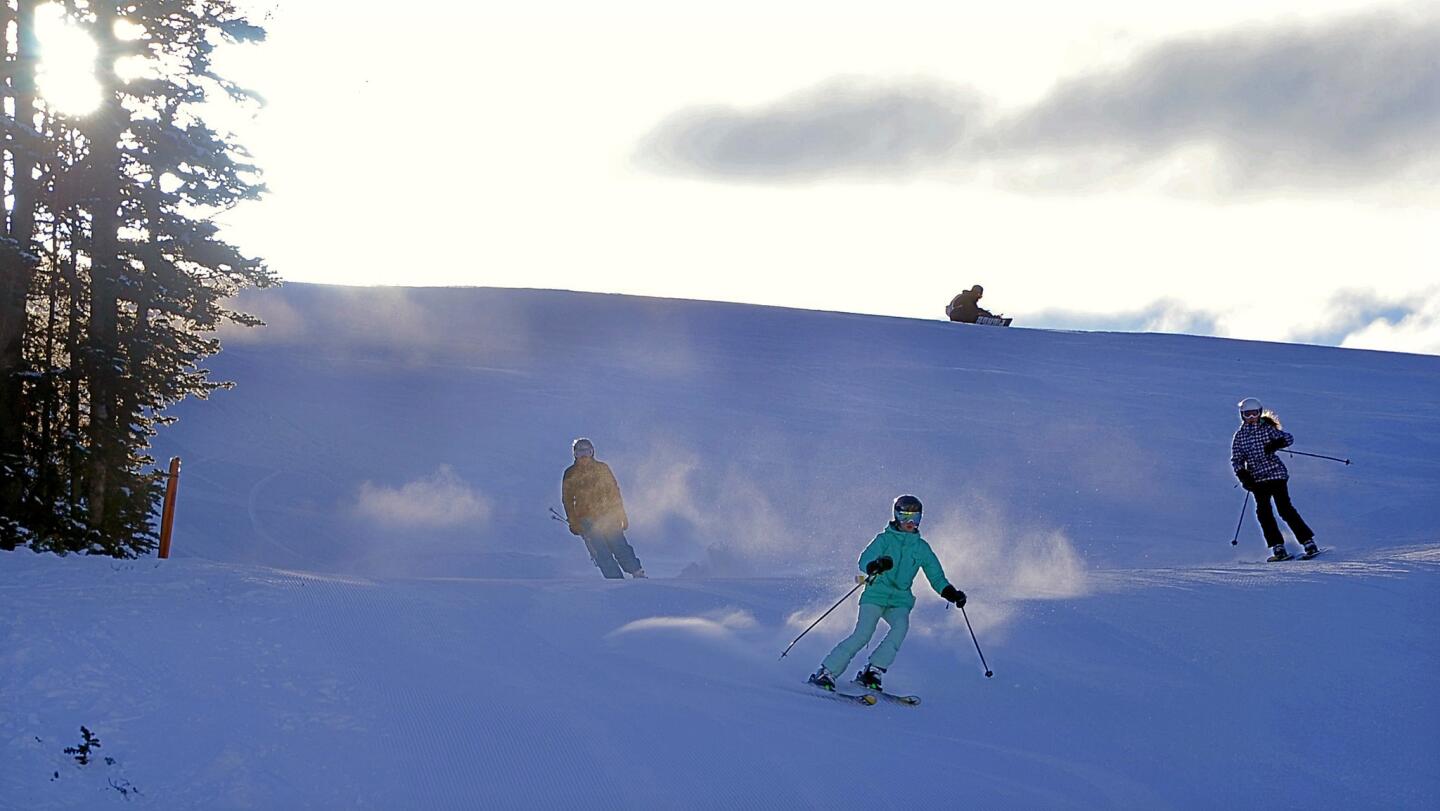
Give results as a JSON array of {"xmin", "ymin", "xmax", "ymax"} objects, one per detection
[
  {"xmin": 6, "ymin": 284, "xmax": 1438, "ymax": 807},
  {"xmin": 35, "ymin": 0, "xmax": 1440, "ymax": 353}
]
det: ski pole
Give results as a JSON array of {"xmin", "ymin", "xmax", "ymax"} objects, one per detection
[
  {"xmin": 959, "ymin": 604, "xmax": 993, "ymax": 678},
  {"xmin": 1281, "ymin": 449, "xmax": 1351, "ymax": 465},
  {"xmin": 548, "ymin": 507, "xmax": 567, "ymax": 523},
  {"xmin": 1230, "ymin": 490, "xmax": 1251, "ymax": 546},
  {"xmin": 779, "ymin": 574, "xmax": 873, "ymax": 660}
]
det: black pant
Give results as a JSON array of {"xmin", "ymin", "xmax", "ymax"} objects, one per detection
[{"xmin": 1252, "ymin": 479, "xmax": 1314, "ymax": 547}]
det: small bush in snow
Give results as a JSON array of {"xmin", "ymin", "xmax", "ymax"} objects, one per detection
[{"xmin": 63, "ymin": 726, "xmax": 101, "ymax": 765}]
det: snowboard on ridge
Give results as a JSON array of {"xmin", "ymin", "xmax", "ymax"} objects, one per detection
[{"xmin": 974, "ymin": 315, "xmax": 1013, "ymax": 327}]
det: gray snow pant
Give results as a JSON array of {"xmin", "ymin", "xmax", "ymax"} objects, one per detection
[
  {"xmin": 821, "ymin": 602, "xmax": 911, "ymax": 676},
  {"xmin": 580, "ymin": 522, "xmax": 643, "ymax": 579}
]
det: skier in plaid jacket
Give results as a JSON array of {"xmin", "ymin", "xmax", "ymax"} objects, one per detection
[{"xmin": 1231, "ymin": 397, "xmax": 1317, "ymax": 561}]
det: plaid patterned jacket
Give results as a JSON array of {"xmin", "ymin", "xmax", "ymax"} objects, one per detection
[{"xmin": 1231, "ymin": 422, "xmax": 1293, "ymax": 482}]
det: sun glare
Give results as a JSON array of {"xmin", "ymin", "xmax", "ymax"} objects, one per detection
[{"xmin": 34, "ymin": 4, "xmax": 101, "ymax": 115}]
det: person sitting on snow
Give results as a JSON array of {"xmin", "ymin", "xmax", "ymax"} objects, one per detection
[{"xmin": 946, "ymin": 285, "xmax": 996, "ymax": 323}]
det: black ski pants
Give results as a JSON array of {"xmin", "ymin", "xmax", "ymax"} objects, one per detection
[{"xmin": 1252, "ymin": 478, "xmax": 1314, "ymax": 548}]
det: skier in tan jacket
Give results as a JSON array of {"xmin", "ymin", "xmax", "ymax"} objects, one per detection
[{"xmin": 562, "ymin": 438, "xmax": 646, "ymax": 579}]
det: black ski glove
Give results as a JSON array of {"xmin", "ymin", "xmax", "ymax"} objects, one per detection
[
  {"xmin": 865, "ymin": 556, "xmax": 894, "ymax": 576},
  {"xmin": 941, "ymin": 585, "xmax": 967, "ymax": 608},
  {"xmin": 1263, "ymin": 438, "xmax": 1286, "ymax": 454},
  {"xmin": 1236, "ymin": 469, "xmax": 1255, "ymax": 491}
]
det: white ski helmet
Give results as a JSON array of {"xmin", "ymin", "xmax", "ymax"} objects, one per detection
[
  {"xmin": 572, "ymin": 437, "xmax": 595, "ymax": 458},
  {"xmin": 1237, "ymin": 397, "xmax": 1263, "ymax": 413}
]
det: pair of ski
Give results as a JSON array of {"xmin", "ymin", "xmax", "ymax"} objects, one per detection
[
  {"xmin": 1268, "ymin": 547, "xmax": 1328, "ymax": 563},
  {"xmin": 809, "ymin": 680, "xmax": 920, "ymax": 707}
]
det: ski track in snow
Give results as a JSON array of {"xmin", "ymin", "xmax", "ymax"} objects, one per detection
[
  {"xmin": 5, "ymin": 544, "xmax": 1438, "ymax": 808},
  {"xmin": 1099, "ymin": 542, "xmax": 1440, "ymax": 591}
]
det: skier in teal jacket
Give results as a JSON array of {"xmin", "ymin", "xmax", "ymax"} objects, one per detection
[{"xmin": 810, "ymin": 495, "xmax": 967, "ymax": 693}]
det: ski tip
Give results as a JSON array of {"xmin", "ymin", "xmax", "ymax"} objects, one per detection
[{"xmin": 859, "ymin": 694, "xmax": 878, "ymax": 705}]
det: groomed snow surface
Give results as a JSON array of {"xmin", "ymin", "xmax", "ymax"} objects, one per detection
[{"xmin": 5, "ymin": 285, "xmax": 1439, "ymax": 808}]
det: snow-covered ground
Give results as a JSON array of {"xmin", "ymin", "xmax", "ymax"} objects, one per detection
[{"xmin": 4, "ymin": 284, "xmax": 1439, "ymax": 808}]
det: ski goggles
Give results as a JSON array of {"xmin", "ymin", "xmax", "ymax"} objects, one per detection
[
  {"xmin": 1240, "ymin": 409, "xmax": 1262, "ymax": 418},
  {"xmin": 894, "ymin": 510, "xmax": 922, "ymax": 526}
]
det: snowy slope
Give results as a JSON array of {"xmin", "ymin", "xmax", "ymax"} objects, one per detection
[
  {"xmin": 5, "ymin": 549, "xmax": 1438, "ymax": 809},
  {"xmin": 147, "ymin": 284, "xmax": 1440, "ymax": 577},
  {"xmin": 4, "ymin": 284, "xmax": 1439, "ymax": 808}
]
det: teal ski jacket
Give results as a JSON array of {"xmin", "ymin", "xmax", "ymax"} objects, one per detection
[{"xmin": 857, "ymin": 523, "xmax": 953, "ymax": 609}]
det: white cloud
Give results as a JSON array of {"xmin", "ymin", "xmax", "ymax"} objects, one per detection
[
  {"xmin": 1339, "ymin": 293, "xmax": 1440, "ymax": 355},
  {"xmin": 997, "ymin": 9, "xmax": 1440, "ymax": 194},
  {"xmin": 638, "ymin": 77, "xmax": 985, "ymax": 181},
  {"xmin": 352, "ymin": 466, "xmax": 491, "ymax": 529},
  {"xmin": 641, "ymin": 9, "xmax": 1440, "ymax": 196}
]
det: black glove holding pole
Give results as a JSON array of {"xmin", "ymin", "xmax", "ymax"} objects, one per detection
[
  {"xmin": 1236, "ymin": 469, "xmax": 1255, "ymax": 491},
  {"xmin": 941, "ymin": 585, "xmax": 967, "ymax": 608},
  {"xmin": 865, "ymin": 556, "xmax": 894, "ymax": 576}
]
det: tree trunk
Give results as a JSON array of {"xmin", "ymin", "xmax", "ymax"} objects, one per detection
[
  {"xmin": 84, "ymin": 2, "xmax": 124, "ymax": 534},
  {"xmin": 0, "ymin": 0, "xmax": 40, "ymax": 548},
  {"xmin": 38, "ymin": 232, "xmax": 58, "ymax": 509},
  {"xmin": 67, "ymin": 248, "xmax": 83, "ymax": 514}
]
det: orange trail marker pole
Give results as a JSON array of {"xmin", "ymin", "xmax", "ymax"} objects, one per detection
[{"xmin": 158, "ymin": 457, "xmax": 181, "ymax": 559}]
